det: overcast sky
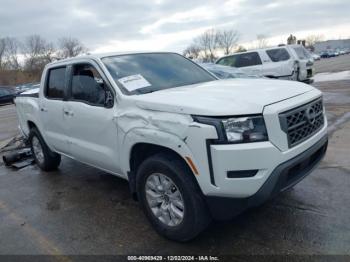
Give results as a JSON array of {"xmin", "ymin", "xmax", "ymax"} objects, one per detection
[{"xmin": 1, "ymin": 0, "xmax": 350, "ymax": 53}]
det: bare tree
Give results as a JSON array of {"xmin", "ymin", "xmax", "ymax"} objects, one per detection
[
  {"xmin": 217, "ymin": 29, "xmax": 239, "ymax": 55},
  {"xmin": 256, "ymin": 34, "xmax": 269, "ymax": 49},
  {"xmin": 183, "ymin": 43, "xmax": 201, "ymax": 59},
  {"xmin": 305, "ymin": 34, "xmax": 324, "ymax": 48},
  {"xmin": 235, "ymin": 45, "xmax": 247, "ymax": 53},
  {"xmin": 3, "ymin": 37, "xmax": 21, "ymax": 70},
  {"xmin": 0, "ymin": 38, "xmax": 7, "ymax": 70},
  {"xmin": 57, "ymin": 37, "xmax": 87, "ymax": 58},
  {"xmin": 195, "ymin": 29, "xmax": 220, "ymax": 62},
  {"xmin": 23, "ymin": 35, "xmax": 55, "ymax": 72}
]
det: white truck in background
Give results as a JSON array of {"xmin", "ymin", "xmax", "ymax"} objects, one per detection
[
  {"xmin": 15, "ymin": 52, "xmax": 327, "ymax": 241},
  {"xmin": 216, "ymin": 45, "xmax": 315, "ymax": 83}
]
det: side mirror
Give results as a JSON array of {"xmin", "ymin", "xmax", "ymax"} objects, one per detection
[{"xmin": 104, "ymin": 90, "xmax": 114, "ymax": 108}]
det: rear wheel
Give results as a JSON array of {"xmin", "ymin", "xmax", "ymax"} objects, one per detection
[
  {"xmin": 136, "ymin": 153, "xmax": 211, "ymax": 242},
  {"xmin": 29, "ymin": 128, "xmax": 61, "ymax": 171}
]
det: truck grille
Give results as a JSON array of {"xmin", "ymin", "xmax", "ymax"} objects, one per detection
[{"xmin": 279, "ymin": 98, "xmax": 324, "ymax": 148}]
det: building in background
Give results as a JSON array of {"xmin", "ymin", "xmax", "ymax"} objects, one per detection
[{"xmin": 314, "ymin": 39, "xmax": 350, "ymax": 53}]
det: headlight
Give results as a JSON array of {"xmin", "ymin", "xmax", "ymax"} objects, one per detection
[
  {"xmin": 193, "ymin": 115, "xmax": 268, "ymax": 143},
  {"xmin": 222, "ymin": 116, "xmax": 268, "ymax": 142}
]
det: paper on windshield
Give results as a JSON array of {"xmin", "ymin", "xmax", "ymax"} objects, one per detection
[{"xmin": 118, "ymin": 74, "xmax": 151, "ymax": 92}]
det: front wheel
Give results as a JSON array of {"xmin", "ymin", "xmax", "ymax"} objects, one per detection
[
  {"xmin": 29, "ymin": 128, "xmax": 61, "ymax": 171},
  {"xmin": 136, "ymin": 153, "xmax": 211, "ymax": 242}
]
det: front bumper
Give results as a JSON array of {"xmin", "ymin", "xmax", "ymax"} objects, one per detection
[
  {"xmin": 299, "ymin": 67, "xmax": 314, "ymax": 82},
  {"xmin": 207, "ymin": 120, "xmax": 327, "ymax": 198},
  {"xmin": 200, "ymin": 91, "xmax": 327, "ymax": 199},
  {"xmin": 205, "ymin": 134, "xmax": 328, "ymax": 220}
]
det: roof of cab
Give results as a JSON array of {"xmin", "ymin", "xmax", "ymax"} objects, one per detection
[
  {"xmin": 217, "ymin": 44, "xmax": 299, "ymax": 61},
  {"xmin": 47, "ymin": 51, "xmax": 176, "ymax": 66}
]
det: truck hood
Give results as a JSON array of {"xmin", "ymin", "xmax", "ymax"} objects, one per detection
[{"xmin": 132, "ymin": 79, "xmax": 314, "ymax": 116}]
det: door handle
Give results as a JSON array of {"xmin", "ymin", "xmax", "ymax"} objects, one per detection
[
  {"xmin": 40, "ymin": 107, "xmax": 48, "ymax": 112},
  {"xmin": 63, "ymin": 109, "xmax": 74, "ymax": 116}
]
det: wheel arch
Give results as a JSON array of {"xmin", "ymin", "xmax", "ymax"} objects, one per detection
[
  {"xmin": 126, "ymin": 138, "xmax": 200, "ymax": 200},
  {"xmin": 27, "ymin": 120, "xmax": 38, "ymax": 130},
  {"xmin": 24, "ymin": 120, "xmax": 40, "ymax": 142},
  {"xmin": 27, "ymin": 120, "xmax": 44, "ymax": 138}
]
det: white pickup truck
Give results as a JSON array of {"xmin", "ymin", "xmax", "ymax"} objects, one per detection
[{"xmin": 15, "ymin": 52, "xmax": 328, "ymax": 241}]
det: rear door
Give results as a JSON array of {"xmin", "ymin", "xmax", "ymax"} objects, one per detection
[
  {"xmin": 263, "ymin": 47, "xmax": 294, "ymax": 78},
  {"xmin": 40, "ymin": 66, "xmax": 70, "ymax": 155},
  {"xmin": 63, "ymin": 61, "xmax": 120, "ymax": 173}
]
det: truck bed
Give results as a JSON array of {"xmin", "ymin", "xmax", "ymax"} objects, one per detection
[{"xmin": 14, "ymin": 88, "xmax": 40, "ymax": 137}]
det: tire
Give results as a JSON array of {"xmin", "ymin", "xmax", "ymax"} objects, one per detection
[
  {"xmin": 136, "ymin": 153, "xmax": 211, "ymax": 242},
  {"xmin": 29, "ymin": 127, "xmax": 61, "ymax": 171}
]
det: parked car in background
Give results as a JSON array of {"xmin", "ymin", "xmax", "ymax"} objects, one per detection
[
  {"xmin": 0, "ymin": 86, "xmax": 16, "ymax": 105},
  {"xmin": 320, "ymin": 51, "xmax": 330, "ymax": 58},
  {"xmin": 199, "ymin": 63, "xmax": 261, "ymax": 79},
  {"xmin": 216, "ymin": 44, "xmax": 314, "ymax": 83},
  {"xmin": 15, "ymin": 52, "xmax": 328, "ymax": 241},
  {"xmin": 330, "ymin": 51, "xmax": 337, "ymax": 57},
  {"xmin": 15, "ymin": 82, "xmax": 40, "ymax": 94},
  {"xmin": 327, "ymin": 50, "xmax": 337, "ymax": 58},
  {"xmin": 311, "ymin": 53, "xmax": 321, "ymax": 61}
]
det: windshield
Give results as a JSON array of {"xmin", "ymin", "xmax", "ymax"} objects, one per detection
[
  {"xmin": 292, "ymin": 46, "xmax": 312, "ymax": 60},
  {"xmin": 102, "ymin": 53, "xmax": 216, "ymax": 95}
]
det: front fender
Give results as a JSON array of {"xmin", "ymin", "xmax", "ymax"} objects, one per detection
[{"xmin": 121, "ymin": 128, "xmax": 195, "ymax": 175}]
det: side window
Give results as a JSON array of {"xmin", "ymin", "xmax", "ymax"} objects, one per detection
[
  {"xmin": 235, "ymin": 52, "xmax": 262, "ymax": 67},
  {"xmin": 266, "ymin": 48, "xmax": 290, "ymax": 62},
  {"xmin": 217, "ymin": 56, "xmax": 238, "ymax": 67},
  {"xmin": 46, "ymin": 67, "xmax": 66, "ymax": 99},
  {"xmin": 71, "ymin": 64, "xmax": 105, "ymax": 106}
]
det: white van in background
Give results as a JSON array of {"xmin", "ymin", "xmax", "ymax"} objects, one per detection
[{"xmin": 216, "ymin": 45, "xmax": 314, "ymax": 83}]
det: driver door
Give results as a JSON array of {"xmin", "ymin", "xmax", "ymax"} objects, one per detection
[{"xmin": 64, "ymin": 62, "xmax": 120, "ymax": 174}]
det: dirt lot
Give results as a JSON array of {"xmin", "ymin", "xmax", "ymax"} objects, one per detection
[
  {"xmin": 0, "ymin": 105, "xmax": 19, "ymax": 144},
  {"xmin": 314, "ymin": 53, "xmax": 350, "ymax": 73},
  {"xmin": 0, "ymin": 55, "xmax": 350, "ymax": 257}
]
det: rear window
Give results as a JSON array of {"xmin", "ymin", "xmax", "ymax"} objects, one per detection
[
  {"xmin": 266, "ymin": 48, "xmax": 290, "ymax": 62},
  {"xmin": 217, "ymin": 52, "xmax": 262, "ymax": 68},
  {"xmin": 46, "ymin": 67, "xmax": 66, "ymax": 99}
]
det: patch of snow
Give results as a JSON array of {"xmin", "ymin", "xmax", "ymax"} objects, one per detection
[{"xmin": 313, "ymin": 71, "xmax": 350, "ymax": 83}]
